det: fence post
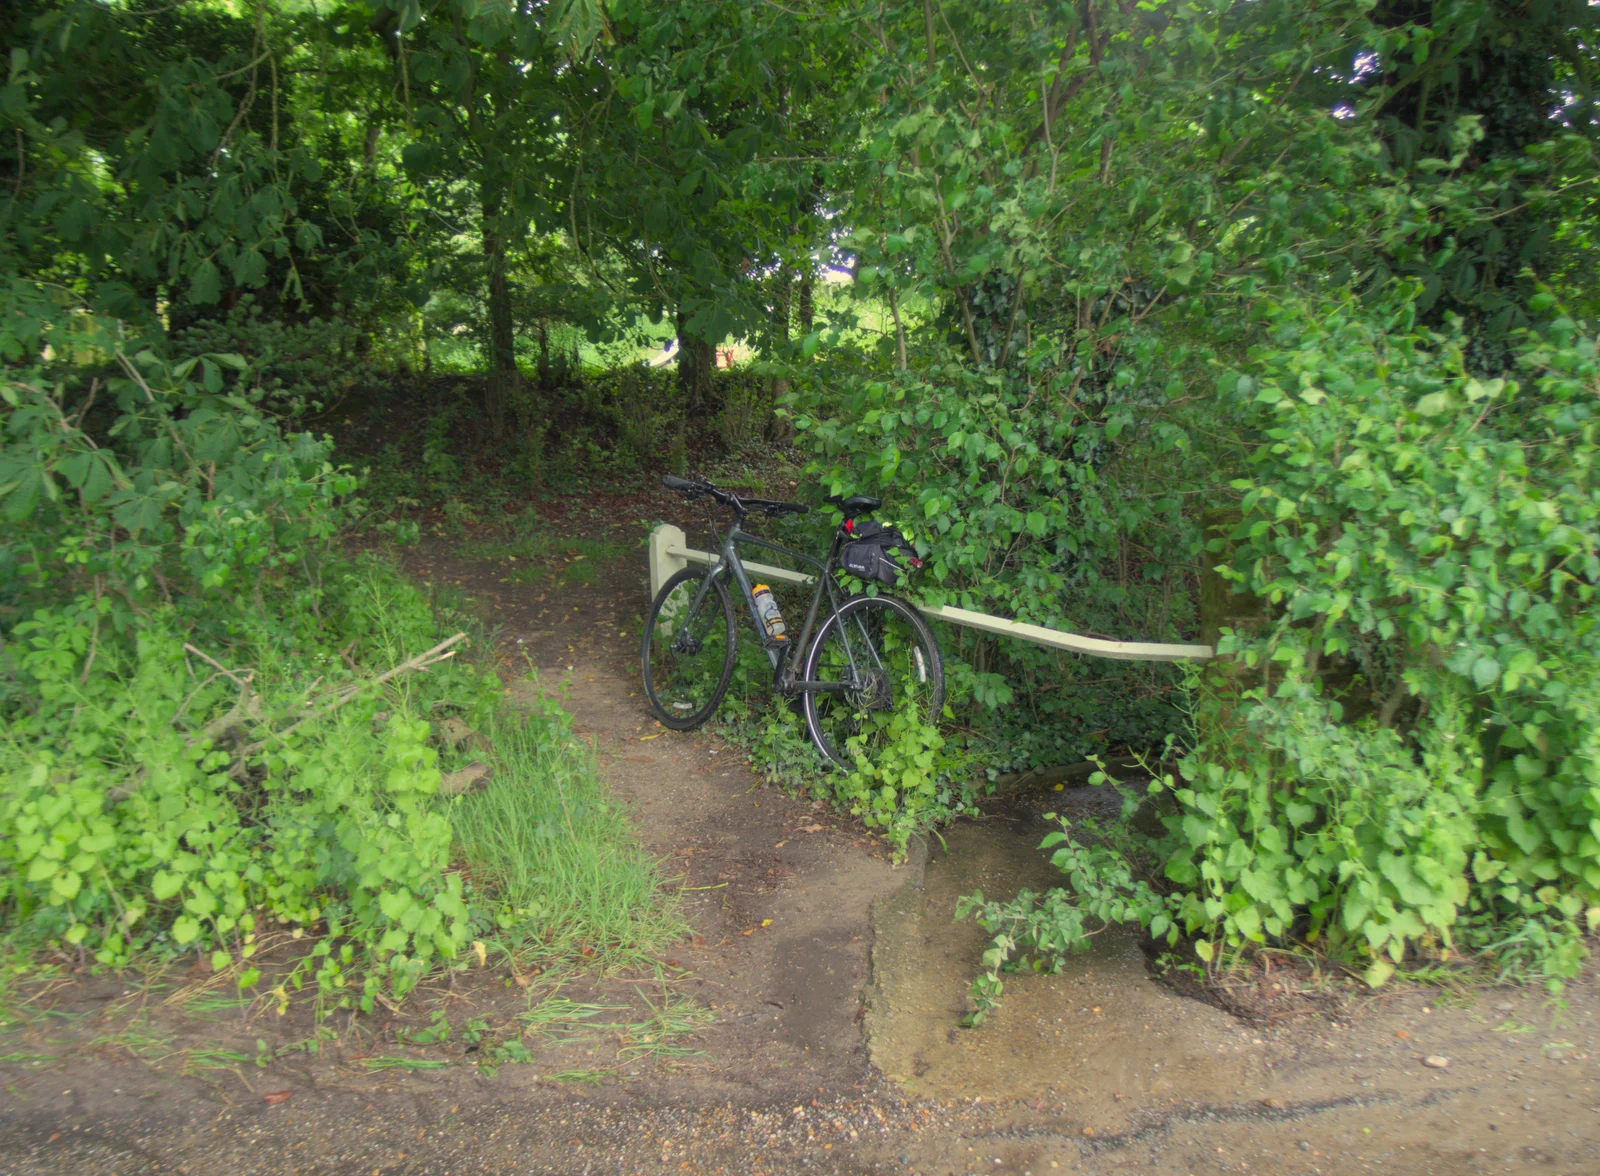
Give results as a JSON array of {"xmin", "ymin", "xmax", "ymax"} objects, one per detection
[{"xmin": 649, "ymin": 524, "xmax": 689, "ymax": 600}]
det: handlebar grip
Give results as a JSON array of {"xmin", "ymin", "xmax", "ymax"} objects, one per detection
[{"xmin": 662, "ymin": 475, "xmax": 697, "ymax": 492}]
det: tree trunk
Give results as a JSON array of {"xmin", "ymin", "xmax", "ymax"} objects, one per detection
[
  {"xmin": 796, "ymin": 267, "xmax": 815, "ymax": 336},
  {"xmin": 675, "ymin": 309, "xmax": 716, "ymax": 416},
  {"xmin": 767, "ymin": 271, "xmax": 795, "ymax": 442},
  {"xmin": 482, "ymin": 192, "xmax": 518, "ymax": 438}
]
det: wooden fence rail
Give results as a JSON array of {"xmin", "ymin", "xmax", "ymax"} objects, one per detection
[{"xmin": 647, "ymin": 524, "xmax": 1213, "ymax": 664}]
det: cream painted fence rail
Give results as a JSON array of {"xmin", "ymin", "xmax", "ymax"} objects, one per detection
[{"xmin": 648, "ymin": 524, "xmax": 1213, "ymax": 664}]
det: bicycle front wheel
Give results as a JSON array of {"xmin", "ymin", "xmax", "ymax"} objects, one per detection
[
  {"xmin": 802, "ymin": 594, "xmax": 944, "ymax": 770},
  {"xmin": 641, "ymin": 568, "xmax": 737, "ymax": 730}
]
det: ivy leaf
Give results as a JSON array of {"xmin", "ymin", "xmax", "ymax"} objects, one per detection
[
  {"xmin": 151, "ymin": 870, "xmax": 184, "ymax": 901},
  {"xmin": 171, "ymin": 916, "xmax": 201, "ymax": 946}
]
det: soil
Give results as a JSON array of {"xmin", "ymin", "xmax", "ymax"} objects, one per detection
[{"xmin": 2, "ymin": 485, "xmax": 1598, "ymax": 1175}]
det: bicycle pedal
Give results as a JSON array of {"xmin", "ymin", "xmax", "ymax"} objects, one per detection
[{"xmin": 761, "ymin": 637, "xmax": 790, "ymax": 653}]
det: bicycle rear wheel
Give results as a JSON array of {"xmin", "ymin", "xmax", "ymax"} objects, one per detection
[
  {"xmin": 641, "ymin": 568, "xmax": 738, "ymax": 730},
  {"xmin": 801, "ymin": 594, "xmax": 943, "ymax": 769}
]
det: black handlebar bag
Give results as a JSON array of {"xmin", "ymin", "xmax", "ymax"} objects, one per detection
[{"xmin": 841, "ymin": 522, "xmax": 919, "ymax": 586}]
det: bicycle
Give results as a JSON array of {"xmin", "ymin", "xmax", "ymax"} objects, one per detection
[{"xmin": 641, "ymin": 475, "xmax": 944, "ymax": 769}]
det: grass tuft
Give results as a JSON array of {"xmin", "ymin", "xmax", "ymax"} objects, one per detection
[
  {"xmin": 449, "ymin": 708, "xmax": 684, "ymax": 968},
  {"xmin": 359, "ymin": 1056, "xmax": 454, "ymax": 1072},
  {"xmin": 543, "ymin": 1068, "xmax": 611, "ymax": 1084}
]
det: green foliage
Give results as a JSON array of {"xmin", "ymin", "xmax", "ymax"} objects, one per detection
[
  {"xmin": 1173, "ymin": 295, "xmax": 1600, "ymax": 985},
  {"xmin": 6, "ymin": 0, "xmax": 1600, "ymax": 1009},
  {"xmin": 0, "ymin": 565, "xmax": 496, "ymax": 1008},
  {"xmin": 171, "ymin": 299, "xmax": 379, "ymax": 417},
  {"xmin": 956, "ymin": 808, "xmax": 1173, "ymax": 1026},
  {"xmin": 792, "ymin": 359, "xmax": 1195, "ymax": 770},
  {"xmin": 0, "ymin": 290, "xmax": 669, "ymax": 1007},
  {"xmin": 728, "ymin": 686, "xmax": 978, "ymax": 858},
  {"xmin": 831, "ymin": 711, "xmax": 976, "ymax": 858},
  {"xmin": 961, "ymin": 299, "xmax": 1600, "ymax": 1016},
  {"xmin": 790, "ymin": 0, "xmax": 1599, "ymax": 780},
  {"xmin": 0, "ymin": 302, "xmax": 357, "ymax": 635}
]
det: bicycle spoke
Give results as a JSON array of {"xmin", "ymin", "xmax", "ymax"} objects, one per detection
[
  {"xmin": 803, "ymin": 596, "xmax": 943, "ymax": 769},
  {"xmin": 643, "ymin": 570, "xmax": 736, "ymax": 729}
]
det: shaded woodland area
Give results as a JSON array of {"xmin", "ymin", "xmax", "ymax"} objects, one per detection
[{"xmin": 3, "ymin": 0, "xmax": 1600, "ymax": 1009}]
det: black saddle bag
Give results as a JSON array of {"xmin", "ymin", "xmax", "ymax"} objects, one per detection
[{"xmin": 841, "ymin": 521, "xmax": 920, "ymax": 586}]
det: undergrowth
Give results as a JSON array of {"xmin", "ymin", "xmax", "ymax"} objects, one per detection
[
  {"xmin": 718, "ymin": 654, "xmax": 982, "ymax": 859},
  {"xmin": 0, "ymin": 303, "xmax": 675, "ymax": 1016},
  {"xmin": 958, "ymin": 300, "xmax": 1600, "ymax": 1023}
]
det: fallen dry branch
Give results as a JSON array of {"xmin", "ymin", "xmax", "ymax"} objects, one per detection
[
  {"xmin": 111, "ymin": 633, "xmax": 467, "ymax": 798},
  {"xmin": 230, "ymin": 632, "xmax": 467, "ymax": 765}
]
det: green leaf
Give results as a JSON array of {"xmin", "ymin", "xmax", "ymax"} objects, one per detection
[
  {"xmin": 188, "ymin": 260, "xmax": 222, "ymax": 306},
  {"xmin": 379, "ymin": 890, "xmax": 414, "ymax": 921},
  {"xmin": 5, "ymin": 467, "xmax": 44, "ymax": 521},
  {"xmin": 171, "ymin": 916, "xmax": 202, "ymax": 946}
]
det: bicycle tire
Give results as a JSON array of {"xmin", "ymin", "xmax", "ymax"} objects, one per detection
[
  {"xmin": 802, "ymin": 593, "xmax": 944, "ymax": 769},
  {"xmin": 641, "ymin": 568, "xmax": 738, "ymax": 730}
]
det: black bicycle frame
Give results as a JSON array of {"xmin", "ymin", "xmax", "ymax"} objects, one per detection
[{"xmin": 678, "ymin": 516, "xmax": 871, "ymax": 695}]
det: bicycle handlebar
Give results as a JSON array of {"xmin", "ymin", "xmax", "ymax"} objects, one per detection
[{"xmin": 661, "ymin": 474, "xmax": 809, "ymax": 519}]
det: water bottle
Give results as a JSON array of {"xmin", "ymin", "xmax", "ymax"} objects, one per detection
[{"xmin": 752, "ymin": 584, "xmax": 787, "ymax": 642}]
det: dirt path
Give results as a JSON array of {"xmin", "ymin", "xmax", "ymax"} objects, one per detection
[{"xmin": 2, "ymin": 510, "xmax": 1599, "ymax": 1175}]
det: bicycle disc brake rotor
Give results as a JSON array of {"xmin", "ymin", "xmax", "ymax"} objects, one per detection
[
  {"xmin": 670, "ymin": 608, "xmax": 712, "ymax": 656},
  {"xmin": 848, "ymin": 667, "xmax": 893, "ymax": 712}
]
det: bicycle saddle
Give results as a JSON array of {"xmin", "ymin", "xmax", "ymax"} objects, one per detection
[{"xmin": 830, "ymin": 494, "xmax": 881, "ymax": 518}]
